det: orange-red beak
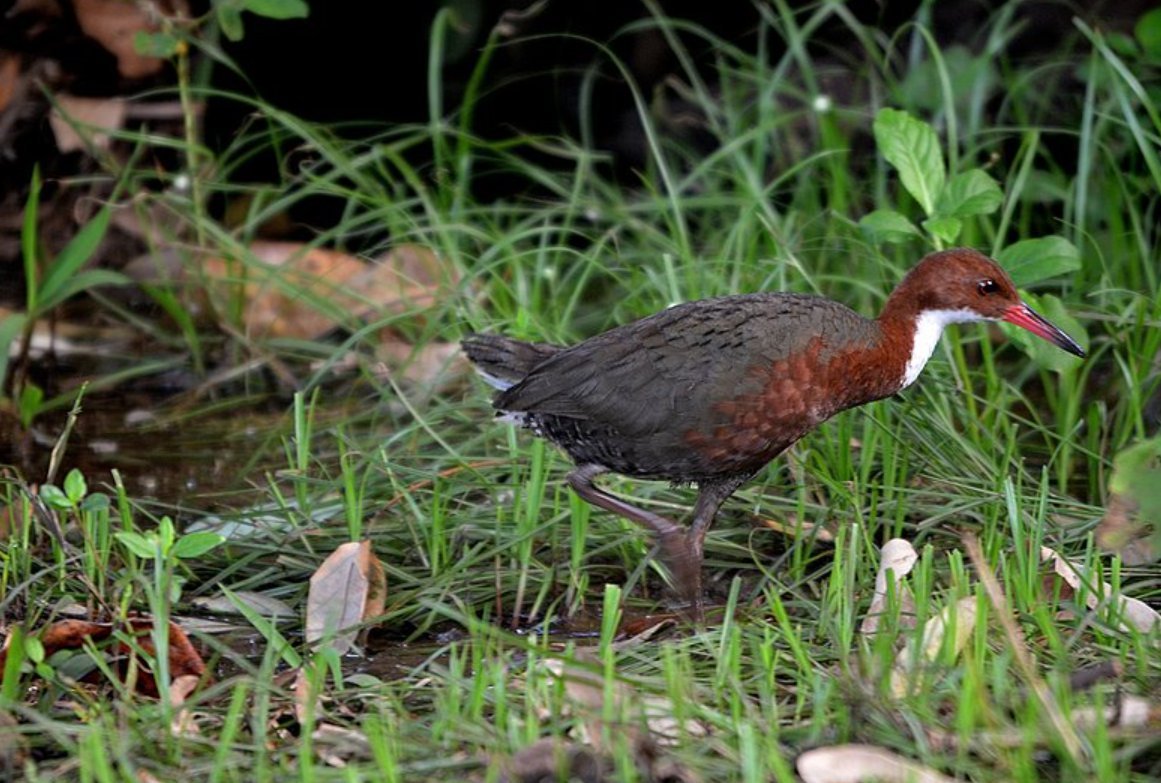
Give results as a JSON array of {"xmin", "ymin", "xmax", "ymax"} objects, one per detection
[{"xmin": 1002, "ymin": 303, "xmax": 1085, "ymax": 358}]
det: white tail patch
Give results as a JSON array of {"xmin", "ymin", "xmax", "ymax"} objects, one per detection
[
  {"xmin": 496, "ymin": 410, "xmax": 530, "ymax": 427},
  {"xmin": 473, "ymin": 368, "xmax": 517, "ymax": 391},
  {"xmin": 902, "ymin": 308, "xmax": 987, "ymax": 388}
]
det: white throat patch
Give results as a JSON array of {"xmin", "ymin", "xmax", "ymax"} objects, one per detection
[{"xmin": 901, "ymin": 308, "xmax": 986, "ymax": 388}]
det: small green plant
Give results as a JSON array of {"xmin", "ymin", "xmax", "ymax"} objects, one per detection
[{"xmin": 2, "ymin": 168, "xmax": 128, "ymax": 424}]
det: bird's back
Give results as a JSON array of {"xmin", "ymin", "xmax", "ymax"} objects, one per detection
[{"xmin": 475, "ymin": 292, "xmax": 885, "ymax": 482}]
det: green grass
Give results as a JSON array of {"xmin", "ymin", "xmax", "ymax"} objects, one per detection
[{"xmin": 2, "ymin": 4, "xmax": 1161, "ymax": 781}]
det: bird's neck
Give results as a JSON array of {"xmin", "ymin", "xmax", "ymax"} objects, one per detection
[{"xmin": 878, "ymin": 299, "xmax": 987, "ymax": 390}]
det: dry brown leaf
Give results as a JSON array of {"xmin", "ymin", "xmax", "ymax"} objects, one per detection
[
  {"xmin": 797, "ymin": 744, "xmax": 956, "ymax": 783},
  {"xmin": 543, "ymin": 649, "xmax": 705, "ymax": 751},
  {"xmin": 890, "ymin": 596, "xmax": 976, "ymax": 698},
  {"xmin": 73, "ymin": 0, "xmax": 169, "ymax": 78},
  {"xmin": 292, "ymin": 666, "xmax": 318, "ymax": 726},
  {"xmin": 1071, "ymin": 695, "xmax": 1157, "ymax": 730},
  {"xmin": 0, "ymin": 54, "xmax": 21, "ymax": 114},
  {"xmin": 306, "ymin": 540, "xmax": 387, "ymax": 655},
  {"xmin": 1096, "ymin": 493, "xmax": 1155, "ymax": 565},
  {"xmin": 373, "ymin": 339, "xmax": 469, "ymax": 392},
  {"xmin": 50, "ymin": 94, "xmax": 127, "ymax": 152},
  {"xmin": 860, "ymin": 538, "xmax": 918, "ymax": 635},
  {"xmin": 1041, "ymin": 546, "xmax": 1160, "ymax": 633},
  {"xmin": 759, "ymin": 514, "xmax": 835, "ymax": 542},
  {"xmin": 312, "ymin": 723, "xmax": 372, "ymax": 768},
  {"xmin": 192, "ymin": 590, "xmax": 294, "ymax": 619},
  {"xmin": 202, "ymin": 241, "xmax": 460, "ymax": 341},
  {"xmin": 0, "ymin": 617, "xmax": 207, "ymax": 697},
  {"xmin": 169, "ymin": 674, "xmax": 201, "ymax": 737},
  {"xmin": 0, "ymin": 711, "xmax": 27, "ymax": 774}
]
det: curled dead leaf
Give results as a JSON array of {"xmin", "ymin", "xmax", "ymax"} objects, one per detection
[
  {"xmin": 73, "ymin": 0, "xmax": 174, "ymax": 78},
  {"xmin": 889, "ymin": 596, "xmax": 976, "ymax": 698},
  {"xmin": 306, "ymin": 540, "xmax": 387, "ymax": 656},
  {"xmin": 797, "ymin": 744, "xmax": 956, "ymax": 783},
  {"xmin": 1041, "ymin": 546, "xmax": 1160, "ymax": 633},
  {"xmin": 1070, "ymin": 694, "xmax": 1157, "ymax": 730},
  {"xmin": 0, "ymin": 617, "xmax": 206, "ymax": 697},
  {"xmin": 50, "ymin": 94, "xmax": 126, "ymax": 153},
  {"xmin": 861, "ymin": 538, "xmax": 918, "ymax": 635}
]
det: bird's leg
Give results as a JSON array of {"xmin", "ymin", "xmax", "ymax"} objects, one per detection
[
  {"xmin": 566, "ymin": 464, "xmax": 694, "ymax": 603},
  {"xmin": 683, "ymin": 475, "xmax": 751, "ymax": 616}
]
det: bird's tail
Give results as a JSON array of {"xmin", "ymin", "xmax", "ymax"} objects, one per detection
[{"xmin": 461, "ymin": 334, "xmax": 561, "ymax": 390}]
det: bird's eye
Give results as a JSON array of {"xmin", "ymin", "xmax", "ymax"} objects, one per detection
[{"xmin": 977, "ymin": 279, "xmax": 1000, "ymax": 296}]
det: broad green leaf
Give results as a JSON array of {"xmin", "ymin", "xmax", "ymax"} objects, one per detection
[
  {"xmin": 243, "ymin": 0, "xmax": 309, "ymax": 19},
  {"xmin": 0, "ymin": 312, "xmax": 27, "ymax": 399},
  {"xmin": 997, "ymin": 236, "xmax": 1081, "ymax": 286},
  {"xmin": 0, "ymin": 624, "xmax": 25, "ymax": 702},
  {"xmin": 1136, "ymin": 7, "xmax": 1161, "ymax": 59},
  {"xmin": 858, "ymin": 210, "xmax": 922, "ymax": 243},
  {"xmin": 116, "ymin": 531, "xmax": 157, "ymax": 560},
  {"xmin": 37, "ymin": 269, "xmax": 130, "ymax": 313},
  {"xmin": 17, "ymin": 379, "xmax": 43, "ymax": 429},
  {"xmin": 134, "ymin": 31, "xmax": 180, "ymax": 58},
  {"xmin": 1100, "ymin": 435, "xmax": 1161, "ymax": 563},
  {"xmin": 39, "ymin": 484, "xmax": 70, "ymax": 510},
  {"xmin": 1005, "ymin": 292, "xmax": 1087, "ymax": 372},
  {"xmin": 216, "ymin": 5, "xmax": 245, "ymax": 40},
  {"xmin": 63, "ymin": 468, "xmax": 87, "ymax": 504},
  {"xmin": 936, "ymin": 169, "xmax": 1003, "ymax": 217},
  {"xmin": 922, "ymin": 215, "xmax": 962, "ymax": 246},
  {"xmin": 873, "ymin": 108, "xmax": 945, "ymax": 216},
  {"xmin": 22, "ymin": 168, "xmax": 41, "ymax": 312},
  {"xmin": 37, "ymin": 208, "xmax": 111, "ymax": 316},
  {"xmin": 172, "ymin": 532, "xmax": 226, "ymax": 559},
  {"xmin": 81, "ymin": 492, "xmax": 110, "ymax": 513}
]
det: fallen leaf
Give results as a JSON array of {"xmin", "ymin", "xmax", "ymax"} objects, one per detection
[
  {"xmin": 201, "ymin": 241, "xmax": 460, "ymax": 340},
  {"xmin": 0, "ymin": 617, "xmax": 207, "ymax": 697},
  {"xmin": 312, "ymin": 723, "xmax": 372, "ymax": 768},
  {"xmin": 192, "ymin": 590, "xmax": 294, "ymax": 619},
  {"xmin": 169, "ymin": 674, "xmax": 201, "ymax": 736},
  {"xmin": 797, "ymin": 744, "xmax": 956, "ymax": 783},
  {"xmin": 306, "ymin": 540, "xmax": 387, "ymax": 655},
  {"xmin": 861, "ymin": 538, "xmax": 918, "ymax": 635},
  {"xmin": 49, "ymin": 94, "xmax": 127, "ymax": 153},
  {"xmin": 0, "ymin": 711, "xmax": 27, "ymax": 774},
  {"xmin": 890, "ymin": 597, "xmax": 976, "ymax": 698},
  {"xmin": 0, "ymin": 54, "xmax": 21, "ymax": 114},
  {"xmin": 1096, "ymin": 435, "xmax": 1161, "ymax": 564},
  {"xmin": 73, "ymin": 0, "xmax": 172, "ymax": 78},
  {"xmin": 1071, "ymin": 695, "xmax": 1157, "ymax": 730},
  {"xmin": 1041, "ymin": 546, "xmax": 1160, "ymax": 633},
  {"xmin": 759, "ymin": 512, "xmax": 835, "ymax": 542}
]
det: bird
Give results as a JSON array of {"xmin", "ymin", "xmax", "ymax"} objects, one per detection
[{"xmin": 462, "ymin": 248, "xmax": 1085, "ymax": 615}]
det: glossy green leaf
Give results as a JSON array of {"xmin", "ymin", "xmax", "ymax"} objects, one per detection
[
  {"xmin": 37, "ymin": 208, "xmax": 111, "ymax": 315},
  {"xmin": 133, "ymin": 31, "xmax": 180, "ymax": 58},
  {"xmin": 1136, "ymin": 7, "xmax": 1161, "ymax": 59},
  {"xmin": 216, "ymin": 5, "xmax": 245, "ymax": 41},
  {"xmin": 936, "ymin": 169, "xmax": 1003, "ymax": 217},
  {"xmin": 39, "ymin": 484, "xmax": 71, "ymax": 510},
  {"xmin": 37, "ymin": 269, "xmax": 130, "ymax": 313},
  {"xmin": 0, "ymin": 312, "xmax": 28, "ymax": 401},
  {"xmin": 63, "ymin": 468, "xmax": 87, "ymax": 504},
  {"xmin": 243, "ymin": 0, "xmax": 309, "ymax": 20},
  {"xmin": 116, "ymin": 531, "xmax": 157, "ymax": 560},
  {"xmin": 873, "ymin": 108, "xmax": 945, "ymax": 216},
  {"xmin": 922, "ymin": 215, "xmax": 962, "ymax": 246},
  {"xmin": 858, "ymin": 210, "xmax": 922, "ymax": 243},
  {"xmin": 17, "ymin": 380, "xmax": 43, "ymax": 429},
  {"xmin": 997, "ymin": 236, "xmax": 1081, "ymax": 286},
  {"xmin": 172, "ymin": 532, "xmax": 226, "ymax": 559}
]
